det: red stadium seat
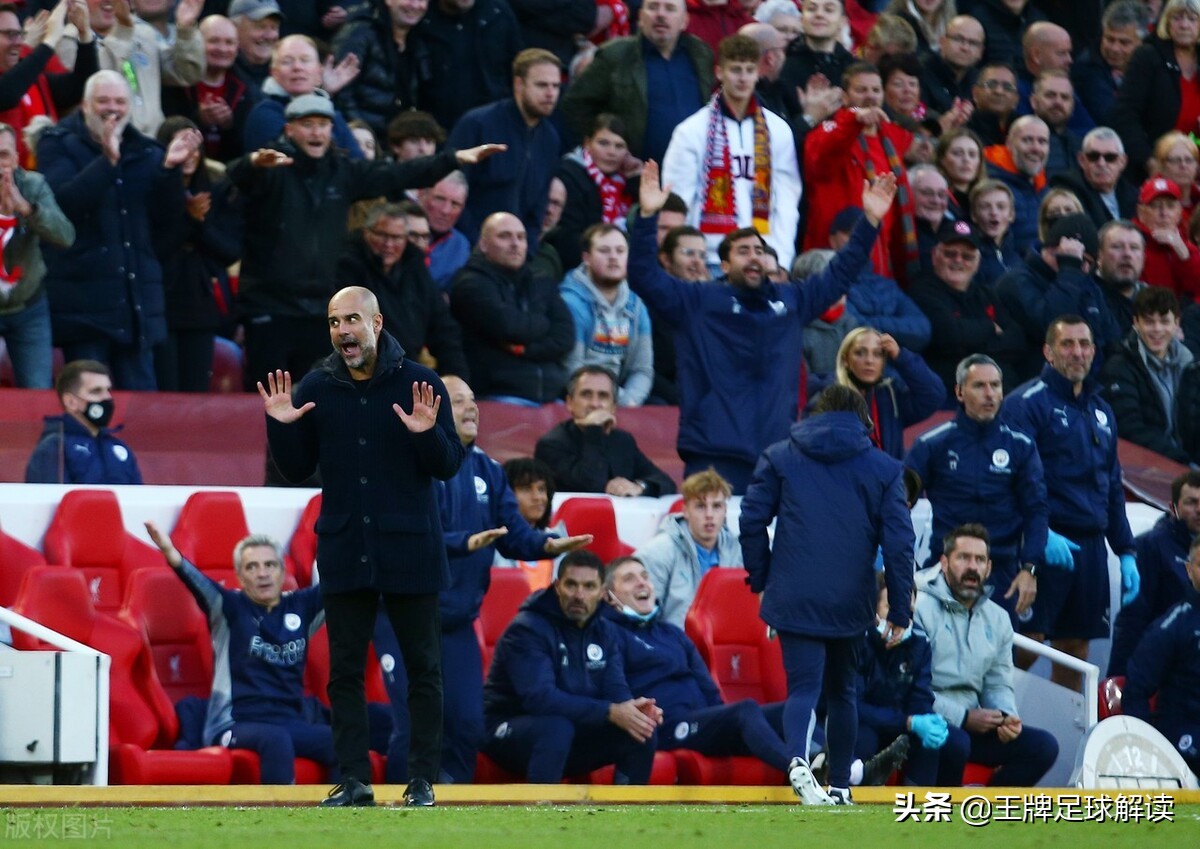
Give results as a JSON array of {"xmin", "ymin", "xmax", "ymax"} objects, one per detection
[
  {"xmin": 11, "ymin": 567, "xmax": 233, "ymax": 784},
  {"xmin": 673, "ymin": 751, "xmax": 785, "ymax": 786},
  {"xmin": 551, "ymin": 498, "xmax": 634, "ymax": 563},
  {"xmin": 285, "ymin": 494, "xmax": 321, "ymax": 588},
  {"xmin": 667, "ymin": 497, "xmax": 685, "ymax": 514},
  {"xmin": 170, "ymin": 491, "xmax": 251, "ymax": 589},
  {"xmin": 42, "ymin": 489, "xmax": 167, "ymax": 612},
  {"xmin": 685, "ymin": 569, "xmax": 786, "ymax": 704},
  {"xmin": 0, "ymin": 520, "xmax": 48, "ymax": 607},
  {"xmin": 587, "ymin": 751, "xmax": 678, "ymax": 785},
  {"xmin": 303, "ymin": 625, "xmax": 390, "ymax": 709},
  {"xmin": 479, "ymin": 568, "xmax": 534, "ymax": 676},
  {"xmin": 118, "ymin": 568, "xmax": 214, "ymax": 704}
]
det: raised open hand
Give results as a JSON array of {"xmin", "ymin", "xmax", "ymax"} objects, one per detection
[
  {"xmin": 393, "ymin": 381, "xmax": 441, "ymax": 433},
  {"xmin": 250, "ymin": 149, "xmax": 294, "ymax": 168},
  {"xmin": 257, "ymin": 369, "xmax": 315, "ymax": 423},
  {"xmin": 143, "ymin": 521, "xmax": 183, "ymax": 570},
  {"xmin": 639, "ymin": 160, "xmax": 671, "ymax": 217},
  {"xmin": 861, "ymin": 173, "xmax": 898, "ymax": 226},
  {"xmin": 455, "ymin": 143, "xmax": 508, "ymax": 165}
]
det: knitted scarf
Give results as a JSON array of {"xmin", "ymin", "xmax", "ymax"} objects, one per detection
[
  {"xmin": 859, "ymin": 132, "xmax": 919, "ymax": 282},
  {"xmin": 581, "ymin": 148, "xmax": 630, "ymax": 224},
  {"xmin": 700, "ymin": 94, "xmax": 771, "ymax": 236}
]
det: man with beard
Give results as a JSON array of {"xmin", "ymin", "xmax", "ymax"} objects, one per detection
[
  {"xmin": 482, "ymin": 549, "xmax": 664, "ymax": 783},
  {"xmin": 229, "ymin": 93, "xmax": 501, "ymax": 387},
  {"xmin": 914, "ymin": 524, "xmax": 1059, "ymax": 786},
  {"xmin": 38, "ymin": 69, "xmax": 200, "ymax": 389},
  {"xmin": 259, "ymin": 285, "xmax": 465, "ymax": 807},
  {"xmin": 983, "ymin": 116, "xmax": 1051, "ymax": 255},
  {"xmin": 1001, "ymin": 315, "xmax": 1140, "ymax": 691},
  {"xmin": 629, "ymin": 160, "xmax": 896, "ymax": 492},
  {"xmin": 560, "ymin": 224, "xmax": 654, "ymax": 407},
  {"xmin": 446, "ymin": 48, "xmax": 562, "ymax": 246}
]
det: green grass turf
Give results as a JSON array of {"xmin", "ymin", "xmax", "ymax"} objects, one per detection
[{"xmin": 3, "ymin": 804, "xmax": 1198, "ymax": 849}]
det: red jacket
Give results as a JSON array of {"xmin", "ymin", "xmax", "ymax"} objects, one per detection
[
  {"xmin": 685, "ymin": 0, "xmax": 753, "ymax": 54},
  {"xmin": 1135, "ymin": 219, "xmax": 1200, "ymax": 301},
  {"xmin": 804, "ymin": 107, "xmax": 915, "ymax": 281}
]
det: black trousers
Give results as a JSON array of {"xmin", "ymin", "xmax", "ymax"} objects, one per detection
[{"xmin": 322, "ymin": 589, "xmax": 442, "ymax": 784}]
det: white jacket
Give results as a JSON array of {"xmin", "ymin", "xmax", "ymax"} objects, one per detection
[{"xmin": 662, "ymin": 99, "xmax": 801, "ymax": 270}]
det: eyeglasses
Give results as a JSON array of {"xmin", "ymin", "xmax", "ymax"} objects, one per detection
[
  {"xmin": 368, "ymin": 229, "xmax": 407, "ymax": 243},
  {"xmin": 1162, "ymin": 155, "xmax": 1197, "ymax": 168},
  {"xmin": 0, "ymin": 29, "xmax": 22, "ymax": 40},
  {"xmin": 939, "ymin": 247, "xmax": 978, "ymax": 261},
  {"xmin": 406, "ymin": 231, "xmax": 432, "ymax": 244},
  {"xmin": 979, "ymin": 80, "xmax": 1017, "ymax": 93},
  {"xmin": 913, "ymin": 187, "xmax": 947, "ymax": 198},
  {"xmin": 946, "ymin": 33, "xmax": 984, "ymax": 49},
  {"xmin": 1084, "ymin": 151, "xmax": 1122, "ymax": 163}
]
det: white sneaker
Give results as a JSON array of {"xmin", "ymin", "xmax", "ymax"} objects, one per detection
[
  {"xmin": 828, "ymin": 787, "xmax": 854, "ymax": 806},
  {"xmin": 788, "ymin": 757, "xmax": 835, "ymax": 805}
]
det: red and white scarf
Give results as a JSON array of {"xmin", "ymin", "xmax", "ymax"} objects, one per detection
[
  {"xmin": 582, "ymin": 148, "xmax": 630, "ymax": 224},
  {"xmin": 699, "ymin": 94, "xmax": 772, "ymax": 236}
]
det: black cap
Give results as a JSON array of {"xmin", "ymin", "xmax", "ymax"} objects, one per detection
[
  {"xmin": 937, "ymin": 219, "xmax": 980, "ymax": 249},
  {"xmin": 1046, "ymin": 213, "xmax": 1099, "ymax": 258}
]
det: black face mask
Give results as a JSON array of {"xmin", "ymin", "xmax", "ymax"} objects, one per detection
[{"xmin": 80, "ymin": 398, "xmax": 115, "ymax": 429}]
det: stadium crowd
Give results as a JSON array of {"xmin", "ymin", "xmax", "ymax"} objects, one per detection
[{"xmin": 4, "ymin": 0, "xmax": 1200, "ymax": 805}]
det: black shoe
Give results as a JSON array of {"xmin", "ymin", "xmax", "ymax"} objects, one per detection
[
  {"xmin": 319, "ymin": 778, "xmax": 375, "ymax": 807},
  {"xmin": 403, "ymin": 778, "xmax": 435, "ymax": 807},
  {"xmin": 861, "ymin": 734, "xmax": 910, "ymax": 786},
  {"xmin": 810, "ymin": 751, "xmax": 829, "ymax": 787}
]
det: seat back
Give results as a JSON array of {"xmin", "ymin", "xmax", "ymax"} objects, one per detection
[
  {"xmin": 685, "ymin": 568, "xmax": 786, "ymax": 704},
  {"xmin": 0, "ymin": 522, "xmax": 48, "ymax": 607},
  {"xmin": 42, "ymin": 489, "xmax": 160, "ymax": 612},
  {"xmin": 552, "ymin": 497, "xmax": 634, "ymax": 563},
  {"xmin": 170, "ymin": 491, "xmax": 251, "ymax": 587},
  {"xmin": 12, "ymin": 567, "xmax": 178, "ymax": 749},
  {"xmin": 120, "ymin": 568, "xmax": 214, "ymax": 703},
  {"xmin": 285, "ymin": 493, "xmax": 321, "ymax": 587},
  {"xmin": 479, "ymin": 568, "xmax": 534, "ymax": 676}
]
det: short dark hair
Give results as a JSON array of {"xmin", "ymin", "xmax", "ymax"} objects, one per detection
[
  {"xmin": 955, "ymin": 353, "xmax": 1002, "ymax": 387},
  {"xmin": 566, "ymin": 365, "xmax": 617, "ymax": 398},
  {"xmin": 1170, "ymin": 470, "xmax": 1200, "ymax": 506},
  {"xmin": 717, "ymin": 33, "xmax": 762, "ymax": 65},
  {"xmin": 842, "ymin": 61, "xmax": 880, "ymax": 89},
  {"xmin": 943, "ymin": 523, "xmax": 991, "ymax": 558},
  {"xmin": 810, "ymin": 384, "xmax": 871, "ymax": 428},
  {"xmin": 56, "ymin": 360, "xmax": 110, "ymax": 400},
  {"xmin": 1045, "ymin": 314, "xmax": 1091, "ymax": 346},
  {"xmin": 903, "ymin": 467, "xmax": 923, "ymax": 507},
  {"xmin": 660, "ymin": 224, "xmax": 705, "ymax": 257},
  {"xmin": 558, "ymin": 549, "xmax": 604, "ymax": 580},
  {"xmin": 661, "ymin": 193, "xmax": 688, "ymax": 216},
  {"xmin": 386, "ymin": 110, "xmax": 446, "ymax": 146},
  {"xmin": 717, "ymin": 227, "xmax": 766, "ymax": 261},
  {"xmin": 1132, "ymin": 285, "xmax": 1180, "ymax": 319},
  {"xmin": 878, "ymin": 51, "xmax": 922, "ymax": 86},
  {"xmin": 976, "ymin": 62, "xmax": 1018, "ymax": 83},
  {"xmin": 581, "ymin": 222, "xmax": 627, "ymax": 253},
  {"xmin": 586, "ymin": 112, "xmax": 628, "ymax": 143},
  {"xmin": 503, "ymin": 456, "xmax": 556, "ymax": 529}
]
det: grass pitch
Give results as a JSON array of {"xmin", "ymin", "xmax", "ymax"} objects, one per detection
[{"xmin": 3, "ymin": 804, "xmax": 1197, "ymax": 849}]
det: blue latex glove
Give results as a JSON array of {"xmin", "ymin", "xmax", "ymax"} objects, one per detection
[
  {"xmin": 1044, "ymin": 530, "xmax": 1080, "ymax": 570},
  {"xmin": 1120, "ymin": 554, "xmax": 1140, "ymax": 605},
  {"xmin": 873, "ymin": 546, "xmax": 884, "ymax": 572},
  {"xmin": 909, "ymin": 713, "xmax": 949, "ymax": 749}
]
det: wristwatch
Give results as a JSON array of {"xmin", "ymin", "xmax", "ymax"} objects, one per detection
[{"xmin": 1021, "ymin": 562, "xmax": 1038, "ymax": 579}]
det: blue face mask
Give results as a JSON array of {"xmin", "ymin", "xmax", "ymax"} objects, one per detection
[
  {"xmin": 876, "ymin": 618, "xmax": 913, "ymax": 643},
  {"xmin": 620, "ymin": 602, "xmax": 658, "ymax": 623}
]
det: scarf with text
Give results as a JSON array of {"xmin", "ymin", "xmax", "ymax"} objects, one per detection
[
  {"xmin": 700, "ymin": 94, "xmax": 771, "ymax": 236},
  {"xmin": 582, "ymin": 147, "xmax": 630, "ymax": 225}
]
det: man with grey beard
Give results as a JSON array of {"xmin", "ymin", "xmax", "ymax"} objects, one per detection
[{"xmin": 37, "ymin": 69, "xmax": 202, "ymax": 390}]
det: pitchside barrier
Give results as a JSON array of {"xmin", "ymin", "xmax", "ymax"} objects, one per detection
[{"xmin": 0, "ymin": 484, "xmax": 1165, "ymax": 787}]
